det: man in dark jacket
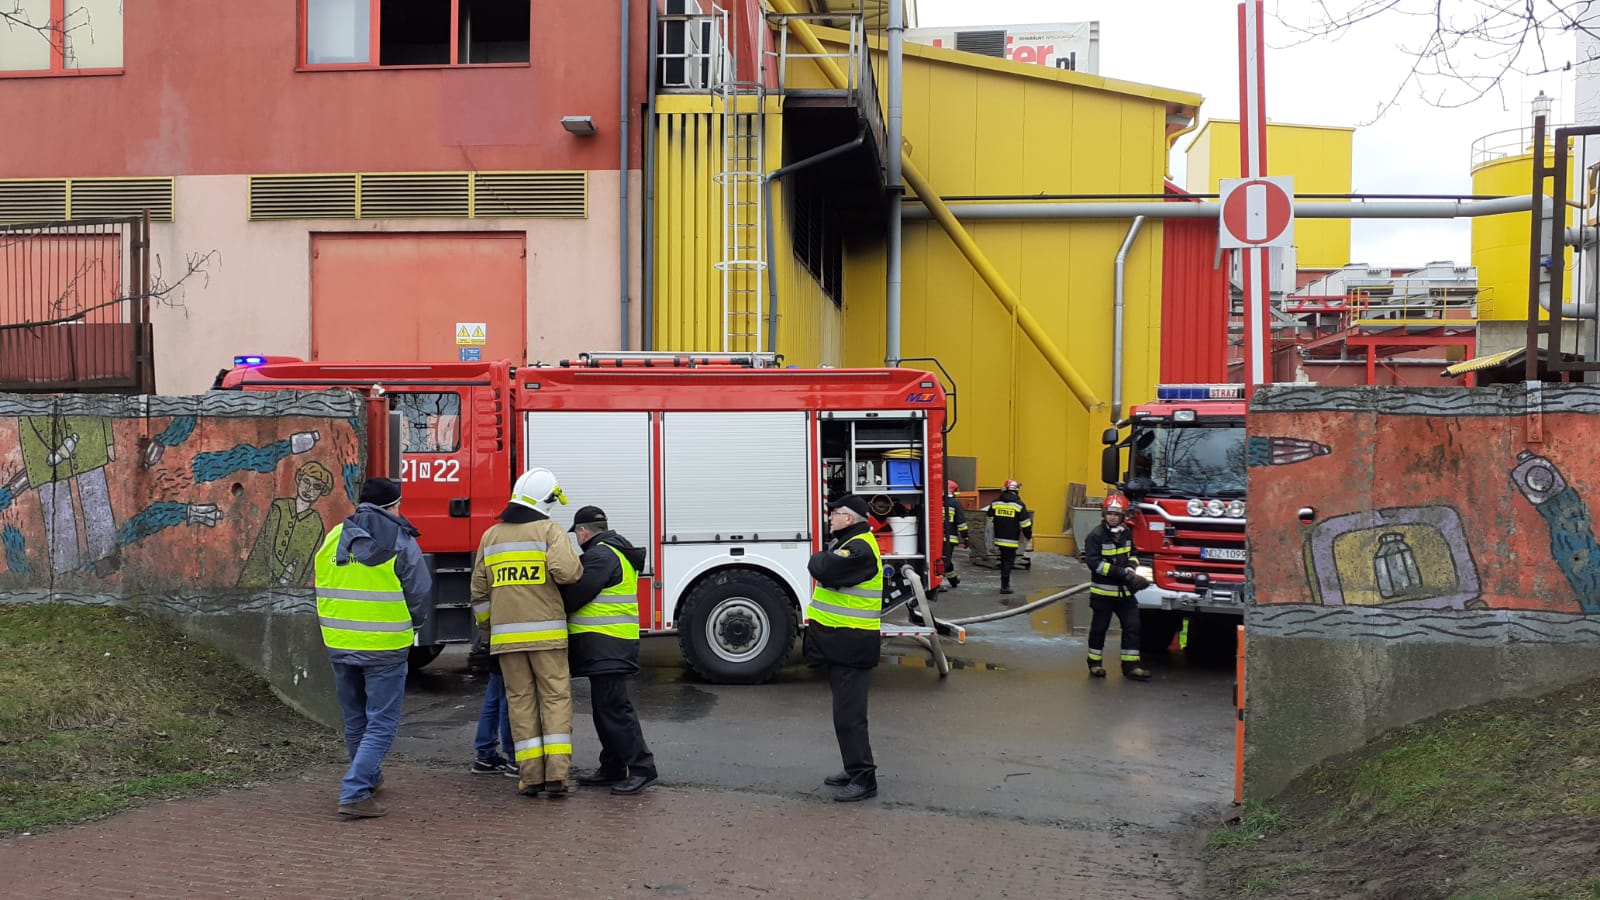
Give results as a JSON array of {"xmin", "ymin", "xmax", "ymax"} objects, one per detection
[
  {"xmin": 984, "ymin": 487, "xmax": 1032, "ymax": 595},
  {"xmin": 1083, "ymin": 493, "xmax": 1153, "ymax": 681},
  {"xmin": 561, "ymin": 505, "xmax": 658, "ymax": 795},
  {"xmin": 804, "ymin": 494, "xmax": 882, "ymax": 802},
  {"xmin": 313, "ymin": 477, "xmax": 433, "ymax": 818}
]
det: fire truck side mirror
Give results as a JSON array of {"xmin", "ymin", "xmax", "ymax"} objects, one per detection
[
  {"xmin": 1100, "ymin": 444, "xmax": 1121, "ymax": 487},
  {"xmin": 1100, "ymin": 427, "xmax": 1118, "ymax": 446}
]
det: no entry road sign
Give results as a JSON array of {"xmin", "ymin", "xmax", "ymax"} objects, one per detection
[{"xmin": 1219, "ymin": 176, "xmax": 1294, "ymax": 248}]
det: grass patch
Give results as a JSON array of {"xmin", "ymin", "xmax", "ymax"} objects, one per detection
[
  {"xmin": 0, "ymin": 604, "xmax": 340, "ymax": 835},
  {"xmin": 1203, "ymin": 678, "xmax": 1600, "ymax": 898}
]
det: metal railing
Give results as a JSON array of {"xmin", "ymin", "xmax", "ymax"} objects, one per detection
[
  {"xmin": 1470, "ymin": 124, "xmax": 1573, "ymax": 170},
  {"xmin": 766, "ymin": 12, "xmax": 881, "ymax": 119},
  {"xmin": 656, "ymin": 12, "xmax": 731, "ymax": 91},
  {"xmin": 0, "ymin": 214, "xmax": 154, "ymax": 393}
]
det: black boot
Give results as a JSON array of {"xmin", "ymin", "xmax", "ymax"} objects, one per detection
[
  {"xmin": 1122, "ymin": 660, "xmax": 1152, "ymax": 681},
  {"xmin": 1087, "ymin": 656, "xmax": 1106, "ymax": 678}
]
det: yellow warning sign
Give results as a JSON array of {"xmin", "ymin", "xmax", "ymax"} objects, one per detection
[{"xmin": 455, "ymin": 322, "xmax": 487, "ymax": 346}]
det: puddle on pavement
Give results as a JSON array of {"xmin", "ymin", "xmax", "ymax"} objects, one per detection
[
  {"xmin": 1023, "ymin": 586, "xmax": 1081, "ymax": 636},
  {"xmin": 635, "ymin": 679, "xmax": 719, "ymax": 722}
]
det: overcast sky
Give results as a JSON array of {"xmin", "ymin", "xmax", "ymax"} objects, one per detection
[{"xmin": 915, "ymin": 0, "xmax": 1581, "ymax": 268}]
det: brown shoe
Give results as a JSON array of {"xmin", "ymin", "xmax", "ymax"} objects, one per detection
[
  {"xmin": 338, "ymin": 797, "xmax": 388, "ymax": 818},
  {"xmin": 543, "ymin": 780, "xmax": 571, "ymax": 798}
]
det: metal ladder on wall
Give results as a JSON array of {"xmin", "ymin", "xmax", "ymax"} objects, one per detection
[{"xmin": 713, "ymin": 13, "xmax": 768, "ymax": 354}]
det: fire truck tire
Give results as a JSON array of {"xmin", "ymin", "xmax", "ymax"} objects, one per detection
[
  {"xmin": 677, "ymin": 570, "xmax": 798, "ymax": 684},
  {"xmin": 408, "ymin": 644, "xmax": 445, "ymax": 672}
]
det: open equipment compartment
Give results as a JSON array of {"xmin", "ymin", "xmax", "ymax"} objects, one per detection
[{"xmin": 819, "ymin": 410, "xmax": 933, "ymax": 585}]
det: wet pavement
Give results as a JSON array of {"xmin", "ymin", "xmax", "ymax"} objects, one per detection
[
  {"xmin": 396, "ymin": 550, "xmax": 1238, "ymax": 832},
  {"xmin": 0, "ymin": 550, "xmax": 1235, "ymax": 898}
]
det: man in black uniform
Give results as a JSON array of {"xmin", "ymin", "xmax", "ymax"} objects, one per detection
[
  {"xmin": 562, "ymin": 505, "xmax": 659, "ymax": 795},
  {"xmin": 1083, "ymin": 494, "xmax": 1153, "ymax": 681},
  {"xmin": 940, "ymin": 480, "xmax": 968, "ymax": 591},
  {"xmin": 984, "ymin": 486, "xmax": 1032, "ymax": 595},
  {"xmin": 804, "ymin": 494, "xmax": 883, "ymax": 802}
]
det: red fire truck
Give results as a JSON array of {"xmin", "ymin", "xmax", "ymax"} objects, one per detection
[
  {"xmin": 1100, "ymin": 384, "xmax": 1248, "ymax": 648},
  {"xmin": 218, "ymin": 351, "xmax": 955, "ymax": 683}
]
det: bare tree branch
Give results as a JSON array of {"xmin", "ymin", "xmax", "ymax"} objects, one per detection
[
  {"xmin": 0, "ymin": 248, "xmax": 220, "ymax": 333},
  {"xmin": 1271, "ymin": 0, "xmax": 1600, "ymax": 121}
]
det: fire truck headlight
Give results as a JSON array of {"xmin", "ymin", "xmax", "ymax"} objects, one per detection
[
  {"xmin": 1226, "ymin": 500, "xmax": 1246, "ymax": 518},
  {"xmin": 1205, "ymin": 499, "xmax": 1225, "ymax": 517},
  {"xmin": 1186, "ymin": 499, "xmax": 1205, "ymax": 516}
]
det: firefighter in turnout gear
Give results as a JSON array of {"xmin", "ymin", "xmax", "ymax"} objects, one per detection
[
  {"xmin": 984, "ymin": 487, "xmax": 1031, "ymax": 594},
  {"xmin": 471, "ymin": 467, "xmax": 583, "ymax": 796},
  {"xmin": 561, "ymin": 505, "xmax": 658, "ymax": 795},
  {"xmin": 941, "ymin": 480, "xmax": 968, "ymax": 591},
  {"xmin": 1084, "ymin": 494, "xmax": 1153, "ymax": 681},
  {"xmin": 804, "ymin": 494, "xmax": 882, "ymax": 802}
]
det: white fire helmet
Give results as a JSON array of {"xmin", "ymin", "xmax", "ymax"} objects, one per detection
[{"xmin": 511, "ymin": 467, "xmax": 568, "ymax": 512}]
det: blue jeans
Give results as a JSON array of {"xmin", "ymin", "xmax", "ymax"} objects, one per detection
[
  {"xmin": 331, "ymin": 658, "xmax": 408, "ymax": 805},
  {"xmin": 473, "ymin": 670, "xmax": 514, "ymax": 762}
]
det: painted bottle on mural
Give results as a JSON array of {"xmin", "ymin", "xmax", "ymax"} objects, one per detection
[
  {"xmin": 1373, "ymin": 532, "xmax": 1424, "ymax": 599},
  {"xmin": 290, "ymin": 431, "xmax": 320, "ymax": 454},
  {"xmin": 1508, "ymin": 450, "xmax": 1600, "ymax": 615}
]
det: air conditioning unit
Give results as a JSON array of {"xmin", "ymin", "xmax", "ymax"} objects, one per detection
[{"xmin": 905, "ymin": 21, "xmax": 1100, "ymax": 74}]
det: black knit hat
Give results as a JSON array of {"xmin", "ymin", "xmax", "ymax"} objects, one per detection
[
  {"xmin": 359, "ymin": 477, "xmax": 402, "ymax": 509},
  {"xmin": 828, "ymin": 495, "xmax": 870, "ymax": 519},
  {"xmin": 569, "ymin": 505, "xmax": 607, "ymax": 532}
]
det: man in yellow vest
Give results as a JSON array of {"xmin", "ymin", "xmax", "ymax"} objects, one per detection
[
  {"xmin": 314, "ymin": 477, "xmax": 433, "ymax": 819},
  {"xmin": 804, "ymin": 494, "xmax": 883, "ymax": 802},
  {"xmin": 471, "ymin": 467, "xmax": 583, "ymax": 797},
  {"xmin": 562, "ymin": 505, "xmax": 658, "ymax": 795}
]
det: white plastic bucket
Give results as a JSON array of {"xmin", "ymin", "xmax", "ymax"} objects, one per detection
[{"xmin": 887, "ymin": 517, "xmax": 919, "ymax": 556}]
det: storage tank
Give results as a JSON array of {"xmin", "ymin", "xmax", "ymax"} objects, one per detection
[{"xmin": 1470, "ymin": 127, "xmax": 1573, "ymax": 321}]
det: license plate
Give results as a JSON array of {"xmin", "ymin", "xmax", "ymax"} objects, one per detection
[{"xmin": 1201, "ymin": 547, "xmax": 1247, "ymax": 561}]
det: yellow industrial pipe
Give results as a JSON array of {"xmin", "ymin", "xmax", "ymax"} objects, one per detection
[{"xmin": 766, "ymin": 0, "xmax": 1104, "ymax": 411}]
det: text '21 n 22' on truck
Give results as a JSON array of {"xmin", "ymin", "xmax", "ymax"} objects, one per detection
[
  {"xmin": 218, "ymin": 351, "xmax": 957, "ymax": 684},
  {"xmin": 1100, "ymin": 384, "xmax": 1257, "ymax": 650}
]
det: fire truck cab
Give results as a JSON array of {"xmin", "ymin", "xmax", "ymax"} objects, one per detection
[
  {"xmin": 219, "ymin": 351, "xmax": 955, "ymax": 684},
  {"xmin": 1100, "ymin": 384, "xmax": 1249, "ymax": 632}
]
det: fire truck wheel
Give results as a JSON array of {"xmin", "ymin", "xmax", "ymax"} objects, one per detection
[
  {"xmin": 408, "ymin": 644, "xmax": 445, "ymax": 672},
  {"xmin": 677, "ymin": 570, "xmax": 798, "ymax": 685}
]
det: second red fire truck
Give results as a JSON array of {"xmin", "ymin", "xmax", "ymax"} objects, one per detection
[{"xmin": 219, "ymin": 351, "xmax": 956, "ymax": 683}]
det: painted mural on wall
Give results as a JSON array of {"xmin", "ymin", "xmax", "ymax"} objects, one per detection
[
  {"xmin": 1248, "ymin": 385, "xmax": 1600, "ymax": 621},
  {"xmin": 0, "ymin": 393, "xmax": 364, "ymax": 594}
]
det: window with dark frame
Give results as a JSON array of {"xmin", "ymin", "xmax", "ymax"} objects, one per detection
[{"xmin": 303, "ymin": 0, "xmax": 530, "ymax": 68}]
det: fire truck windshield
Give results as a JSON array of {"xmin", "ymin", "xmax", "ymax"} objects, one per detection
[{"xmin": 1128, "ymin": 421, "xmax": 1247, "ymax": 498}]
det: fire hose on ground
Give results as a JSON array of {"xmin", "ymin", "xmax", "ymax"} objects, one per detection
[{"xmin": 936, "ymin": 582, "xmax": 1092, "ymax": 628}]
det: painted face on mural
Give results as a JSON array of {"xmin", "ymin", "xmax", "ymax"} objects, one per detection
[{"xmin": 296, "ymin": 470, "xmax": 332, "ymax": 505}]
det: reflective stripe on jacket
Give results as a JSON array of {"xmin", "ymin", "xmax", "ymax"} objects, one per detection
[
  {"xmin": 569, "ymin": 544, "xmax": 640, "ymax": 640},
  {"xmin": 1085, "ymin": 522, "xmax": 1139, "ymax": 598},
  {"xmin": 471, "ymin": 517, "xmax": 583, "ymax": 653},
  {"xmin": 314, "ymin": 524, "xmax": 412, "ymax": 652},
  {"xmin": 987, "ymin": 500, "xmax": 1032, "ymax": 549},
  {"xmin": 809, "ymin": 535, "xmax": 884, "ymax": 631}
]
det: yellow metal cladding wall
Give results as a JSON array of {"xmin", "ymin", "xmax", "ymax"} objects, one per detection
[
  {"xmin": 1471, "ymin": 151, "xmax": 1573, "ymax": 321},
  {"xmin": 651, "ymin": 100, "xmax": 840, "ymax": 363},
  {"xmin": 843, "ymin": 59, "xmax": 1170, "ymax": 551},
  {"xmin": 1185, "ymin": 120, "xmax": 1354, "ymax": 270}
]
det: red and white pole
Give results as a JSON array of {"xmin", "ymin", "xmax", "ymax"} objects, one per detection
[{"xmin": 1237, "ymin": 0, "xmax": 1273, "ymax": 394}]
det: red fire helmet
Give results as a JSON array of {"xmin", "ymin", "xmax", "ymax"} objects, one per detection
[
  {"xmin": 946, "ymin": 480, "xmax": 960, "ymax": 495},
  {"xmin": 1003, "ymin": 479, "xmax": 1021, "ymax": 491},
  {"xmin": 1102, "ymin": 494, "xmax": 1129, "ymax": 515}
]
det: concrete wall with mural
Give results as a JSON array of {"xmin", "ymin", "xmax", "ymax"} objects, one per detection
[
  {"xmin": 0, "ymin": 390, "xmax": 367, "ymax": 726},
  {"xmin": 1244, "ymin": 384, "xmax": 1600, "ymax": 797}
]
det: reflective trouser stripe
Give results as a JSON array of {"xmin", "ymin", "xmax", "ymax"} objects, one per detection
[
  {"xmin": 1121, "ymin": 653, "xmax": 1140, "ymax": 662},
  {"xmin": 515, "ymin": 733, "xmax": 574, "ymax": 761},
  {"xmin": 1088, "ymin": 651, "xmax": 1103, "ymax": 661},
  {"xmin": 491, "ymin": 619, "xmax": 568, "ymax": 646},
  {"xmin": 994, "ymin": 539, "xmax": 1019, "ymax": 548}
]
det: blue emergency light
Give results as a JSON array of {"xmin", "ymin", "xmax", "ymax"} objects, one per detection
[
  {"xmin": 1155, "ymin": 384, "xmax": 1244, "ymax": 401},
  {"xmin": 234, "ymin": 355, "xmax": 267, "ymax": 367}
]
